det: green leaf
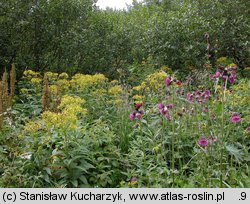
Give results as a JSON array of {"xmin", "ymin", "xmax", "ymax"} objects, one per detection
[{"xmin": 225, "ymin": 144, "xmax": 243, "ymax": 162}]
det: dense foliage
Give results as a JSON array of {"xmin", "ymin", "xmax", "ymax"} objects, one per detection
[{"xmin": 0, "ymin": 0, "xmax": 249, "ymax": 78}]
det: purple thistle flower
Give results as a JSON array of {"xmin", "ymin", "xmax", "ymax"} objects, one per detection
[
  {"xmin": 161, "ymin": 107, "xmax": 168, "ymax": 116},
  {"xmin": 135, "ymin": 112, "xmax": 141, "ymax": 119},
  {"xmin": 202, "ymin": 107, "xmax": 207, "ymax": 113},
  {"xmin": 165, "ymin": 76, "xmax": 172, "ymax": 87},
  {"xmin": 129, "ymin": 113, "xmax": 135, "ymax": 121},
  {"xmin": 230, "ymin": 113, "xmax": 241, "ymax": 123},
  {"xmin": 204, "ymin": 90, "xmax": 211, "ymax": 97},
  {"xmin": 135, "ymin": 103, "xmax": 142, "ymax": 110},
  {"xmin": 246, "ymin": 126, "xmax": 250, "ymax": 133},
  {"xmin": 176, "ymin": 80, "xmax": 182, "ymax": 86},
  {"xmin": 198, "ymin": 138, "xmax": 209, "ymax": 147},
  {"xmin": 130, "ymin": 176, "xmax": 138, "ymax": 183},
  {"xmin": 139, "ymin": 110, "xmax": 145, "ymax": 115},
  {"xmin": 187, "ymin": 92, "xmax": 193, "ymax": 102},
  {"xmin": 158, "ymin": 103, "xmax": 164, "ymax": 110},
  {"xmin": 215, "ymin": 71, "xmax": 221, "ymax": 78},
  {"xmin": 167, "ymin": 103, "xmax": 173, "ymax": 109},
  {"xmin": 229, "ymin": 74, "xmax": 236, "ymax": 84}
]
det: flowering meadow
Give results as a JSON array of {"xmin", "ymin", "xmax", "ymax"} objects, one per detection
[{"xmin": 0, "ymin": 58, "xmax": 249, "ymax": 188}]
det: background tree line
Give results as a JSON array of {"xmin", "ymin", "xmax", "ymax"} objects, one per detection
[{"xmin": 0, "ymin": 0, "xmax": 249, "ymax": 79}]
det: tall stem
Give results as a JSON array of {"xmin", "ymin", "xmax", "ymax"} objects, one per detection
[
  {"xmin": 220, "ymin": 76, "xmax": 228, "ymax": 187},
  {"xmin": 171, "ymin": 89, "xmax": 175, "ymax": 186}
]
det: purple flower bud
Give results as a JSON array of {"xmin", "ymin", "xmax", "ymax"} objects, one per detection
[
  {"xmin": 135, "ymin": 112, "xmax": 141, "ymax": 119},
  {"xmin": 205, "ymin": 90, "xmax": 211, "ymax": 97},
  {"xmin": 229, "ymin": 75, "xmax": 236, "ymax": 84},
  {"xmin": 246, "ymin": 126, "xmax": 250, "ymax": 133},
  {"xmin": 176, "ymin": 80, "xmax": 182, "ymax": 86},
  {"xmin": 165, "ymin": 77, "xmax": 172, "ymax": 87},
  {"xmin": 231, "ymin": 114, "xmax": 241, "ymax": 123},
  {"xmin": 158, "ymin": 103, "xmax": 164, "ymax": 110},
  {"xmin": 135, "ymin": 103, "xmax": 142, "ymax": 110},
  {"xmin": 130, "ymin": 176, "xmax": 138, "ymax": 182},
  {"xmin": 198, "ymin": 138, "xmax": 209, "ymax": 147},
  {"xmin": 202, "ymin": 107, "xmax": 207, "ymax": 113},
  {"xmin": 129, "ymin": 113, "xmax": 135, "ymax": 121},
  {"xmin": 139, "ymin": 110, "xmax": 145, "ymax": 115},
  {"xmin": 167, "ymin": 103, "xmax": 173, "ymax": 109},
  {"xmin": 215, "ymin": 71, "xmax": 221, "ymax": 78}
]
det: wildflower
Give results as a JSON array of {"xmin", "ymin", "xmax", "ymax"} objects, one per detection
[
  {"xmin": 109, "ymin": 85, "xmax": 123, "ymax": 95},
  {"xmin": 198, "ymin": 138, "xmax": 209, "ymax": 147},
  {"xmin": 135, "ymin": 112, "xmax": 141, "ymax": 119},
  {"xmin": 59, "ymin": 72, "xmax": 69, "ymax": 79},
  {"xmin": 30, "ymin": 77, "xmax": 42, "ymax": 86},
  {"xmin": 128, "ymin": 176, "xmax": 138, "ymax": 186},
  {"xmin": 222, "ymin": 75, "xmax": 227, "ymax": 81},
  {"xmin": 176, "ymin": 80, "xmax": 182, "ymax": 86},
  {"xmin": 209, "ymin": 74, "xmax": 214, "ymax": 80},
  {"xmin": 215, "ymin": 71, "xmax": 221, "ymax": 78},
  {"xmin": 204, "ymin": 90, "xmax": 211, "ymax": 97},
  {"xmin": 167, "ymin": 103, "xmax": 173, "ymax": 109},
  {"xmin": 165, "ymin": 76, "xmax": 172, "ymax": 87},
  {"xmin": 202, "ymin": 107, "xmax": 207, "ymax": 113},
  {"xmin": 230, "ymin": 113, "xmax": 241, "ymax": 123},
  {"xmin": 246, "ymin": 126, "xmax": 250, "ymax": 133},
  {"xmin": 129, "ymin": 113, "xmax": 135, "ymax": 121},
  {"xmin": 229, "ymin": 74, "xmax": 236, "ymax": 84},
  {"xmin": 158, "ymin": 103, "xmax": 164, "ymax": 110},
  {"xmin": 138, "ymin": 110, "xmax": 145, "ymax": 115},
  {"xmin": 135, "ymin": 103, "xmax": 142, "ymax": 110},
  {"xmin": 160, "ymin": 107, "xmax": 168, "ymax": 116},
  {"xmin": 187, "ymin": 92, "xmax": 193, "ymax": 102}
]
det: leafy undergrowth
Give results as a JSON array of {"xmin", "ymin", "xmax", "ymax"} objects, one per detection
[{"xmin": 0, "ymin": 61, "xmax": 249, "ymax": 188}]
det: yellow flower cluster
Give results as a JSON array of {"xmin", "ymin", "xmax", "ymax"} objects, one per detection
[
  {"xmin": 49, "ymin": 85, "xmax": 59, "ymax": 95},
  {"xmin": 58, "ymin": 95, "xmax": 85, "ymax": 110},
  {"xmin": 110, "ymin": 80, "xmax": 119, "ymax": 85},
  {"xmin": 133, "ymin": 71, "xmax": 167, "ymax": 93},
  {"xmin": 56, "ymin": 79, "xmax": 70, "ymax": 91},
  {"xmin": 59, "ymin": 72, "xmax": 69, "ymax": 79},
  {"xmin": 70, "ymin": 73, "xmax": 108, "ymax": 90},
  {"xmin": 30, "ymin": 77, "xmax": 42, "ymax": 86},
  {"xmin": 132, "ymin": 94, "xmax": 145, "ymax": 104},
  {"xmin": 42, "ymin": 95, "xmax": 87, "ymax": 130},
  {"xmin": 216, "ymin": 57, "xmax": 230, "ymax": 66},
  {"xmin": 20, "ymin": 88, "xmax": 29, "ymax": 94},
  {"xmin": 23, "ymin": 70, "xmax": 40, "ymax": 78},
  {"xmin": 108, "ymin": 85, "xmax": 123, "ymax": 95},
  {"xmin": 46, "ymin": 72, "xmax": 58, "ymax": 81},
  {"xmin": 228, "ymin": 79, "xmax": 250, "ymax": 106}
]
